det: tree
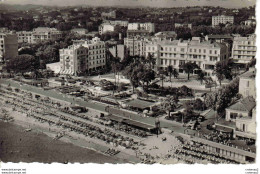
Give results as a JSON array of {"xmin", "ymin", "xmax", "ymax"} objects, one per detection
[
  {"xmin": 138, "ymin": 68, "xmax": 155, "ymax": 90},
  {"xmin": 146, "ymin": 53, "xmax": 156, "ymax": 69},
  {"xmin": 111, "ymin": 58, "xmax": 122, "ymax": 90},
  {"xmin": 197, "ymin": 71, "xmax": 206, "ymax": 85},
  {"xmin": 5, "ymin": 54, "xmax": 36, "ymax": 74},
  {"xmin": 173, "ymin": 68, "xmax": 179, "ymax": 79},
  {"xmin": 180, "ymin": 62, "xmax": 200, "ymax": 80},
  {"xmin": 214, "ymin": 62, "xmax": 225, "ymax": 86},
  {"xmin": 160, "ymin": 96, "xmax": 179, "ymax": 117},
  {"xmin": 122, "ymin": 62, "xmax": 140, "ymax": 93},
  {"xmin": 158, "ymin": 69, "xmax": 167, "ymax": 88},
  {"xmin": 167, "ymin": 65, "xmax": 173, "ymax": 82}
]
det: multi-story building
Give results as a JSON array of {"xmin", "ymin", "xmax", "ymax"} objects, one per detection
[
  {"xmin": 174, "ymin": 23, "xmax": 192, "ymax": 29},
  {"xmin": 59, "ymin": 45, "xmax": 88, "ymax": 75},
  {"xmin": 99, "ymin": 23, "xmax": 115, "ymax": 35},
  {"xmin": 212, "ymin": 15, "xmax": 234, "ymax": 27},
  {"xmin": 16, "ymin": 28, "xmax": 62, "ymax": 44},
  {"xmin": 124, "ymin": 37, "xmax": 148, "ymax": 57},
  {"xmin": 32, "ymin": 27, "xmax": 62, "ymax": 43},
  {"xmin": 59, "ymin": 37, "xmax": 106, "ymax": 76},
  {"xmin": 232, "ymin": 34, "xmax": 256, "ymax": 67},
  {"xmin": 205, "ymin": 34, "xmax": 234, "ymax": 57},
  {"xmin": 0, "ymin": 27, "xmax": 9, "ymax": 33},
  {"xmin": 101, "ymin": 11, "xmax": 116, "ymax": 19},
  {"xmin": 104, "ymin": 20, "xmax": 129, "ymax": 27},
  {"xmin": 145, "ymin": 37, "xmax": 229, "ymax": 76},
  {"xmin": 154, "ymin": 31, "xmax": 177, "ymax": 41},
  {"xmin": 108, "ymin": 44, "xmax": 127, "ymax": 61},
  {"xmin": 127, "ymin": 23, "xmax": 155, "ymax": 33},
  {"xmin": 0, "ymin": 32, "xmax": 18, "ymax": 63},
  {"xmin": 225, "ymin": 96, "xmax": 256, "ymax": 139},
  {"xmin": 127, "ymin": 30, "xmax": 151, "ymax": 39},
  {"xmin": 238, "ymin": 68, "xmax": 256, "ymax": 98},
  {"xmin": 71, "ymin": 28, "xmax": 88, "ymax": 35},
  {"xmin": 16, "ymin": 31, "xmax": 33, "ymax": 43},
  {"xmin": 243, "ymin": 16, "xmax": 256, "ymax": 26}
]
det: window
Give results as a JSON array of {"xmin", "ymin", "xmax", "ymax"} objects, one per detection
[
  {"xmin": 247, "ymin": 81, "xmax": 250, "ymax": 87},
  {"xmin": 230, "ymin": 113, "xmax": 238, "ymax": 119}
]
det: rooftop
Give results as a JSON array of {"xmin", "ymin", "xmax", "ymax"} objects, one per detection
[
  {"xmin": 240, "ymin": 69, "xmax": 256, "ymax": 79},
  {"xmin": 227, "ymin": 96, "xmax": 256, "ymax": 112},
  {"xmin": 125, "ymin": 99, "xmax": 155, "ymax": 110}
]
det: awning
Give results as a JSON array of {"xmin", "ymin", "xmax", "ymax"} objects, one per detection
[
  {"xmin": 123, "ymin": 119, "xmax": 156, "ymax": 130},
  {"xmin": 215, "ymin": 125, "xmax": 234, "ymax": 133},
  {"xmin": 107, "ymin": 114, "xmax": 125, "ymax": 122},
  {"xmin": 126, "ymin": 99, "xmax": 154, "ymax": 110}
]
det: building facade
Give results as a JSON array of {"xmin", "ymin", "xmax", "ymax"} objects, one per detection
[
  {"xmin": 105, "ymin": 20, "xmax": 129, "ymax": 27},
  {"xmin": 212, "ymin": 15, "xmax": 234, "ymax": 27},
  {"xmin": 71, "ymin": 28, "xmax": 88, "ymax": 35},
  {"xmin": 32, "ymin": 27, "xmax": 62, "ymax": 43},
  {"xmin": 59, "ymin": 45, "xmax": 88, "ymax": 75},
  {"xmin": 124, "ymin": 37, "xmax": 148, "ymax": 57},
  {"xmin": 59, "ymin": 37, "xmax": 106, "ymax": 76},
  {"xmin": 99, "ymin": 23, "xmax": 115, "ymax": 35},
  {"xmin": 0, "ymin": 32, "xmax": 18, "ymax": 63},
  {"xmin": 232, "ymin": 34, "xmax": 256, "ymax": 66},
  {"xmin": 101, "ymin": 11, "xmax": 116, "ymax": 19},
  {"xmin": 225, "ymin": 96, "xmax": 256, "ymax": 139},
  {"xmin": 127, "ymin": 23, "xmax": 155, "ymax": 33},
  {"xmin": 108, "ymin": 44, "xmax": 127, "ymax": 61},
  {"xmin": 145, "ymin": 37, "xmax": 229, "ymax": 76},
  {"xmin": 17, "ymin": 31, "xmax": 34, "ymax": 43},
  {"xmin": 174, "ymin": 23, "xmax": 192, "ymax": 29},
  {"xmin": 238, "ymin": 68, "xmax": 256, "ymax": 98}
]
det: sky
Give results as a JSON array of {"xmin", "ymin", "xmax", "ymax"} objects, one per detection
[{"xmin": 1, "ymin": 0, "xmax": 257, "ymax": 8}]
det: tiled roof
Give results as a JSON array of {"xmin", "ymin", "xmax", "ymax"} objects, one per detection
[
  {"xmin": 227, "ymin": 96, "xmax": 256, "ymax": 112},
  {"xmin": 240, "ymin": 69, "xmax": 256, "ymax": 79}
]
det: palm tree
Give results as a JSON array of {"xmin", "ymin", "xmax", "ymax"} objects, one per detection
[
  {"xmin": 173, "ymin": 69, "xmax": 179, "ymax": 79},
  {"xmin": 159, "ymin": 69, "xmax": 166, "ymax": 88},
  {"xmin": 167, "ymin": 65, "xmax": 173, "ymax": 82},
  {"xmin": 146, "ymin": 53, "xmax": 156, "ymax": 69},
  {"xmin": 197, "ymin": 71, "xmax": 206, "ymax": 85},
  {"xmin": 214, "ymin": 62, "xmax": 225, "ymax": 86},
  {"xmin": 179, "ymin": 62, "xmax": 200, "ymax": 80}
]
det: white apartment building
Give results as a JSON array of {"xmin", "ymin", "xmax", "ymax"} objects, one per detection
[
  {"xmin": 32, "ymin": 27, "xmax": 62, "ymax": 43},
  {"xmin": 174, "ymin": 23, "xmax": 192, "ymax": 29},
  {"xmin": 16, "ymin": 31, "xmax": 33, "ymax": 43},
  {"xmin": 127, "ymin": 22, "xmax": 155, "ymax": 33},
  {"xmin": 101, "ymin": 11, "xmax": 116, "ymax": 19},
  {"xmin": 124, "ymin": 37, "xmax": 148, "ymax": 57},
  {"xmin": 212, "ymin": 15, "xmax": 234, "ymax": 27},
  {"xmin": 232, "ymin": 34, "xmax": 256, "ymax": 66},
  {"xmin": 59, "ymin": 45, "xmax": 88, "ymax": 75},
  {"xmin": 59, "ymin": 37, "xmax": 106, "ymax": 76},
  {"xmin": 98, "ymin": 23, "xmax": 115, "ymax": 35},
  {"xmin": 105, "ymin": 20, "xmax": 129, "ymax": 27},
  {"xmin": 145, "ymin": 37, "xmax": 229, "ymax": 76},
  {"xmin": 71, "ymin": 28, "xmax": 88, "ymax": 35},
  {"xmin": 238, "ymin": 68, "xmax": 256, "ymax": 98},
  {"xmin": 0, "ymin": 32, "xmax": 18, "ymax": 63}
]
